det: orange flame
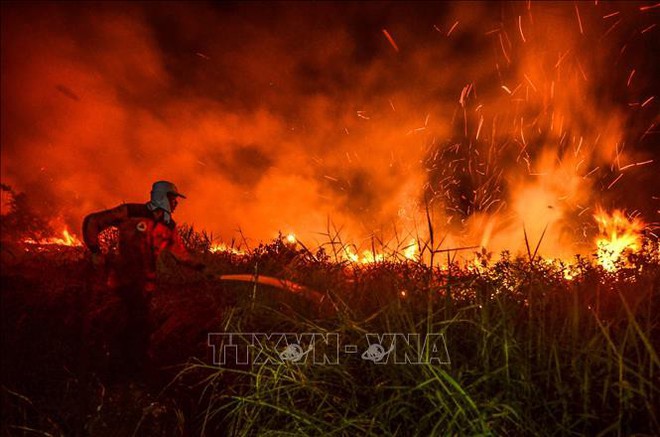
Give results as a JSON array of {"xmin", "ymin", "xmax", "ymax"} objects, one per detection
[
  {"xmin": 209, "ymin": 243, "xmax": 245, "ymax": 256},
  {"xmin": 594, "ymin": 209, "xmax": 644, "ymax": 272},
  {"xmin": 23, "ymin": 228, "xmax": 83, "ymax": 247}
]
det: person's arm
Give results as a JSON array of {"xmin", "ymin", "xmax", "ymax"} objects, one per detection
[
  {"xmin": 82, "ymin": 204, "xmax": 129, "ymax": 253},
  {"xmin": 168, "ymin": 226, "xmax": 207, "ymax": 272},
  {"xmin": 169, "ymin": 229, "xmax": 196, "ymax": 264}
]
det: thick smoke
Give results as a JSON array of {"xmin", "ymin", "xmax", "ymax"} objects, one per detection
[{"xmin": 1, "ymin": 2, "xmax": 657, "ymax": 257}]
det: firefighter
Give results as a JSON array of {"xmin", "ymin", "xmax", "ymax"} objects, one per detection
[{"xmin": 82, "ymin": 180, "xmax": 204, "ymax": 377}]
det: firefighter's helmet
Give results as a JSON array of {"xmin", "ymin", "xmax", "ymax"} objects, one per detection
[
  {"xmin": 151, "ymin": 181, "xmax": 186, "ymax": 199},
  {"xmin": 147, "ymin": 181, "xmax": 185, "ymax": 222}
]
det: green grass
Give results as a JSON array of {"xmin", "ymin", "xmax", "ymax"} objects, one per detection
[{"xmin": 168, "ymin": 236, "xmax": 659, "ymax": 436}]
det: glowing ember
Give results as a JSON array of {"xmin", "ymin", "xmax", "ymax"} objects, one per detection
[{"xmin": 594, "ymin": 209, "xmax": 644, "ymax": 272}]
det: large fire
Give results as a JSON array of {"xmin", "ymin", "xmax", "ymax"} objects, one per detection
[{"xmin": 1, "ymin": 2, "xmax": 658, "ymax": 267}]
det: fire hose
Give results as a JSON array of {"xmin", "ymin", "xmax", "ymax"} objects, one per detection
[{"xmin": 214, "ymin": 274, "xmax": 326, "ymax": 306}]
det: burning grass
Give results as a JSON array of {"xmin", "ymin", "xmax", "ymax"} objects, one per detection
[{"xmin": 1, "ymin": 228, "xmax": 659, "ymax": 436}]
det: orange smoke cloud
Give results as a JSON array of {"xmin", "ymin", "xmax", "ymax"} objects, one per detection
[{"xmin": 1, "ymin": 2, "xmax": 657, "ymax": 258}]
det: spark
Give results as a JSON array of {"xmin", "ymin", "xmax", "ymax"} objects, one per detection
[
  {"xmin": 574, "ymin": 3, "xmax": 584, "ymax": 34},
  {"xmin": 459, "ymin": 83, "xmax": 473, "ymax": 106},
  {"xmin": 583, "ymin": 166, "xmax": 600, "ymax": 178},
  {"xmin": 640, "ymin": 3, "xmax": 660, "ymax": 11},
  {"xmin": 641, "ymin": 96, "xmax": 655, "ymax": 107},
  {"xmin": 602, "ymin": 11, "xmax": 620, "ymax": 18},
  {"xmin": 601, "ymin": 18, "xmax": 622, "ymax": 40},
  {"xmin": 620, "ymin": 160, "xmax": 654, "ymax": 170},
  {"xmin": 523, "ymin": 74, "xmax": 538, "ymax": 92},
  {"xmin": 577, "ymin": 60, "xmax": 588, "ymax": 81},
  {"xmin": 578, "ymin": 206, "xmax": 591, "ymax": 216},
  {"xmin": 475, "ymin": 116, "xmax": 484, "ymax": 140},
  {"xmin": 641, "ymin": 24, "xmax": 657, "ymax": 33},
  {"xmin": 607, "ymin": 173, "xmax": 623, "ymax": 190},
  {"xmin": 575, "ymin": 136, "xmax": 583, "ymax": 156},
  {"xmin": 550, "ymin": 81, "xmax": 556, "ymax": 100},
  {"xmin": 518, "ymin": 16, "xmax": 527, "ymax": 42},
  {"xmin": 615, "ymin": 142, "xmax": 623, "ymax": 170},
  {"xmin": 555, "ymin": 50, "xmax": 571, "ymax": 69},
  {"xmin": 381, "ymin": 29, "xmax": 400, "ymax": 53},
  {"xmin": 626, "ymin": 69, "xmax": 635, "ymax": 87},
  {"xmin": 447, "ymin": 21, "xmax": 459, "ymax": 36},
  {"xmin": 498, "ymin": 32, "xmax": 511, "ymax": 64},
  {"xmin": 640, "ymin": 122, "xmax": 656, "ymax": 141}
]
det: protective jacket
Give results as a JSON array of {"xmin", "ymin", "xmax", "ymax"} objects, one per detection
[{"xmin": 82, "ymin": 203, "xmax": 191, "ymax": 291}]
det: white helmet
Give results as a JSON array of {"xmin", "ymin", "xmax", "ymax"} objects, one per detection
[{"xmin": 146, "ymin": 180, "xmax": 186, "ymax": 222}]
